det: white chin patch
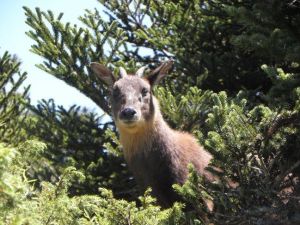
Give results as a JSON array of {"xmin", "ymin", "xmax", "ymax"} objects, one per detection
[
  {"xmin": 122, "ymin": 120, "xmax": 137, "ymax": 127},
  {"xmin": 118, "ymin": 118, "xmax": 145, "ymax": 130}
]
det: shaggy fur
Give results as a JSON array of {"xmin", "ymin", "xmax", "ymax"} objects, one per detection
[{"xmin": 90, "ymin": 61, "xmax": 214, "ymax": 207}]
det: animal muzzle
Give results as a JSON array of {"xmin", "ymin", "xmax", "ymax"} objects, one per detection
[{"xmin": 119, "ymin": 107, "xmax": 138, "ymax": 122}]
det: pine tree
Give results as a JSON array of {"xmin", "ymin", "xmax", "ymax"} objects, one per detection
[
  {"xmin": 0, "ymin": 51, "xmax": 30, "ymax": 144},
  {"xmin": 25, "ymin": 99, "xmax": 136, "ymax": 199}
]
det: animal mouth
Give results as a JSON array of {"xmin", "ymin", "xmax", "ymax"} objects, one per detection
[{"xmin": 121, "ymin": 119, "xmax": 138, "ymax": 126}]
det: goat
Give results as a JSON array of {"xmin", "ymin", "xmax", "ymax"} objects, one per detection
[{"xmin": 90, "ymin": 61, "xmax": 214, "ymax": 208}]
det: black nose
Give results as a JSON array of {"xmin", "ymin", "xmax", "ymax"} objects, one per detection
[{"xmin": 120, "ymin": 108, "xmax": 137, "ymax": 120}]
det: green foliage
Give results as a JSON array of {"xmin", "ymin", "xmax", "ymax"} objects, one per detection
[
  {"xmin": 86, "ymin": 188, "xmax": 183, "ymax": 225},
  {"xmin": 24, "ymin": 99, "xmax": 135, "ymax": 200},
  {"xmin": 0, "ymin": 140, "xmax": 45, "ymax": 224},
  {"xmin": 156, "ymin": 86, "xmax": 213, "ymax": 131},
  {"xmin": 0, "ymin": 51, "xmax": 30, "ymax": 144},
  {"xmin": 0, "ymin": 141, "xmax": 183, "ymax": 225},
  {"xmin": 99, "ymin": 0, "xmax": 272, "ymax": 93},
  {"xmin": 158, "ymin": 86, "xmax": 300, "ymax": 224},
  {"xmin": 173, "ymin": 165, "xmax": 213, "ymax": 224},
  {"xmin": 23, "ymin": 6, "xmax": 129, "ymax": 114},
  {"xmin": 0, "ymin": 0, "xmax": 298, "ymax": 224}
]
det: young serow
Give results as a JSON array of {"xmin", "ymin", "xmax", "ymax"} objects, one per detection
[{"xmin": 91, "ymin": 61, "xmax": 215, "ymax": 208}]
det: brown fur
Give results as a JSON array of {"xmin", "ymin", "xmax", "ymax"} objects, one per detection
[
  {"xmin": 90, "ymin": 61, "xmax": 214, "ymax": 208},
  {"xmin": 118, "ymin": 96, "xmax": 214, "ymax": 207}
]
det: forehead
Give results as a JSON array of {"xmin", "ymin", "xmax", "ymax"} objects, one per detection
[{"xmin": 113, "ymin": 76, "xmax": 150, "ymax": 91}]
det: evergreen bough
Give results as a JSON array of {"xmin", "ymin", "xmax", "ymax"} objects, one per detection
[{"xmin": 0, "ymin": 0, "xmax": 299, "ymax": 224}]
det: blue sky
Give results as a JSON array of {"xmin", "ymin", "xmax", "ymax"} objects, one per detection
[{"xmin": 0, "ymin": 0, "xmax": 104, "ymax": 114}]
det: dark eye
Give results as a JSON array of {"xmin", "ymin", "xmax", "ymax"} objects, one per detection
[
  {"xmin": 141, "ymin": 88, "xmax": 148, "ymax": 97},
  {"xmin": 112, "ymin": 86, "xmax": 121, "ymax": 98}
]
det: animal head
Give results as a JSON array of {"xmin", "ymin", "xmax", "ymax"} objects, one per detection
[{"xmin": 90, "ymin": 61, "xmax": 173, "ymax": 133}]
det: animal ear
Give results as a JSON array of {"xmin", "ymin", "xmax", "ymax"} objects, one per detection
[
  {"xmin": 90, "ymin": 62, "xmax": 115, "ymax": 86},
  {"xmin": 135, "ymin": 66, "xmax": 147, "ymax": 77},
  {"xmin": 119, "ymin": 67, "xmax": 128, "ymax": 78},
  {"xmin": 146, "ymin": 61, "xmax": 173, "ymax": 86}
]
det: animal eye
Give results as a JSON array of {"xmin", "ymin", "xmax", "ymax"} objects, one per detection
[
  {"xmin": 112, "ymin": 87, "xmax": 121, "ymax": 98},
  {"xmin": 141, "ymin": 88, "xmax": 148, "ymax": 97}
]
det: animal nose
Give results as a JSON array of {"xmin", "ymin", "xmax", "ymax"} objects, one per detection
[{"xmin": 120, "ymin": 107, "xmax": 137, "ymax": 120}]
